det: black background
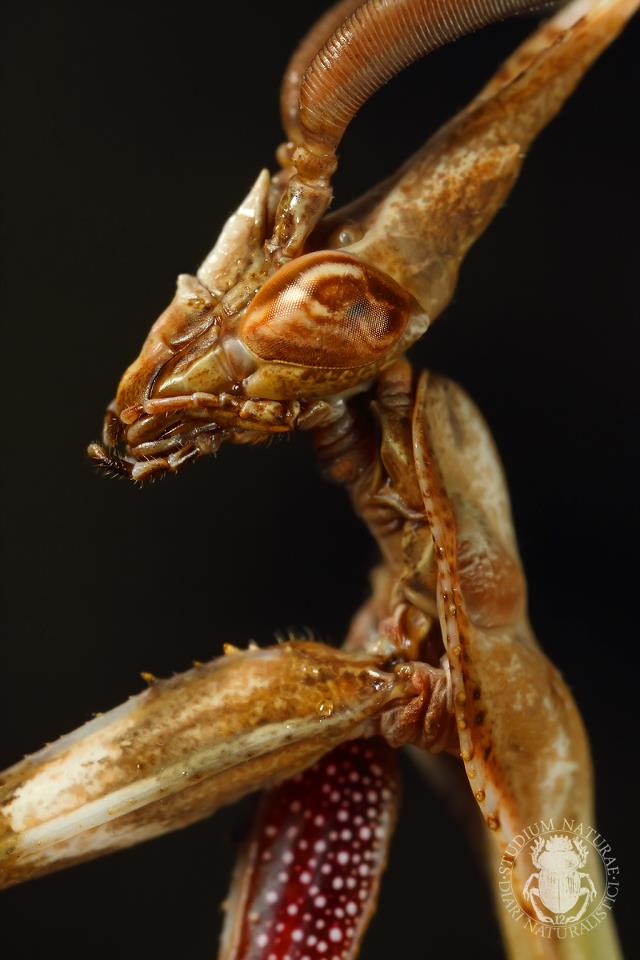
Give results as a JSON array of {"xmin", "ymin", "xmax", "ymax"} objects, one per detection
[{"xmin": 1, "ymin": 2, "xmax": 638, "ymax": 957}]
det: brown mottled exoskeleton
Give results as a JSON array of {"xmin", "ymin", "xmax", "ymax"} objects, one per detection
[{"xmin": 2, "ymin": 1, "xmax": 636, "ymax": 958}]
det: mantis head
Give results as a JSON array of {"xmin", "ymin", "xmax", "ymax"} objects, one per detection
[
  {"xmin": 88, "ymin": 168, "xmax": 425, "ymax": 481},
  {"xmin": 89, "ymin": 0, "xmax": 634, "ymax": 480}
]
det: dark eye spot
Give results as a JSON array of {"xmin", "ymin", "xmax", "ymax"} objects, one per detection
[{"xmin": 346, "ymin": 300, "xmax": 368, "ymax": 323}]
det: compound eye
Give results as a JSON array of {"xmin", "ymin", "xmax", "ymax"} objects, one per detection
[{"xmin": 240, "ymin": 251, "xmax": 412, "ymax": 369}]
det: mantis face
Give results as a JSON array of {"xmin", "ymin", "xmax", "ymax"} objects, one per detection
[{"xmin": 88, "ymin": 170, "xmax": 427, "ymax": 481}]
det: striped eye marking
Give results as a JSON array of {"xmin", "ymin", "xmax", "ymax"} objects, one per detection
[{"xmin": 240, "ymin": 252, "xmax": 412, "ymax": 369}]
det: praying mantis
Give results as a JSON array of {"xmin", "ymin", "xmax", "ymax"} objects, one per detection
[{"xmin": 1, "ymin": 0, "xmax": 636, "ymax": 956}]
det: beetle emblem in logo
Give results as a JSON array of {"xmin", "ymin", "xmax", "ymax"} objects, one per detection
[
  {"xmin": 499, "ymin": 819, "xmax": 620, "ymax": 938},
  {"xmin": 522, "ymin": 835, "xmax": 597, "ymax": 924}
]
